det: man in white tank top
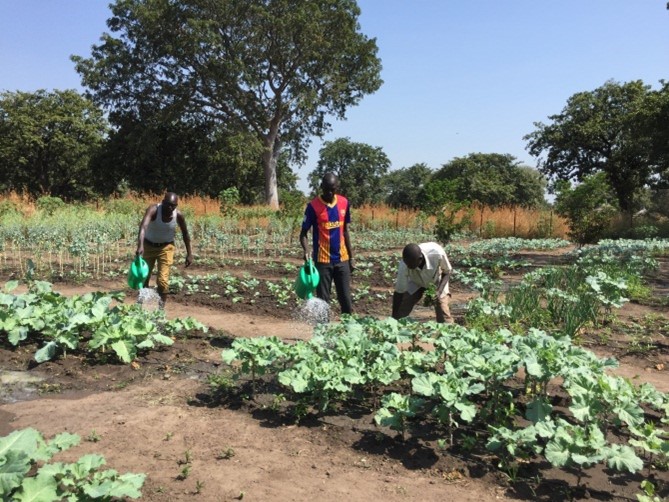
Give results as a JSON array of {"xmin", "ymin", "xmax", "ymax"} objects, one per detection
[{"xmin": 136, "ymin": 192, "xmax": 193, "ymax": 306}]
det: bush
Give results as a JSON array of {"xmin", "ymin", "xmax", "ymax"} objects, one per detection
[
  {"xmin": 554, "ymin": 174, "xmax": 618, "ymax": 245},
  {"xmin": 36, "ymin": 195, "xmax": 65, "ymax": 212},
  {"xmin": 0, "ymin": 199, "xmax": 19, "ymax": 217},
  {"xmin": 103, "ymin": 198, "xmax": 145, "ymax": 215},
  {"xmin": 219, "ymin": 187, "xmax": 240, "ymax": 217}
]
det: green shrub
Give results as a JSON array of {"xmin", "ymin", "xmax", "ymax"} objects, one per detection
[
  {"xmin": 36, "ymin": 195, "xmax": 65, "ymax": 212},
  {"xmin": 0, "ymin": 199, "xmax": 19, "ymax": 216},
  {"xmin": 219, "ymin": 187, "xmax": 240, "ymax": 217},
  {"xmin": 103, "ymin": 198, "xmax": 145, "ymax": 215}
]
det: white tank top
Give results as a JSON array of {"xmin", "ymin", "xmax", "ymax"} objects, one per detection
[{"xmin": 145, "ymin": 204, "xmax": 177, "ymax": 243}]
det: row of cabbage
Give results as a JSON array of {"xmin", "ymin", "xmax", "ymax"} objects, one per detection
[
  {"xmin": 221, "ymin": 239, "xmax": 669, "ymax": 486},
  {"xmin": 0, "ymin": 428, "xmax": 144, "ymax": 501},
  {"xmin": 0, "ymin": 280, "xmax": 207, "ymax": 363}
]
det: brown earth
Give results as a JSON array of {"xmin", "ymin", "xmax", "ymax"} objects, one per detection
[{"xmin": 1, "ymin": 250, "xmax": 668, "ymax": 501}]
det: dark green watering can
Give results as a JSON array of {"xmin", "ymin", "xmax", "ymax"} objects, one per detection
[
  {"xmin": 127, "ymin": 255, "xmax": 149, "ymax": 290},
  {"xmin": 294, "ymin": 259, "xmax": 320, "ymax": 300}
]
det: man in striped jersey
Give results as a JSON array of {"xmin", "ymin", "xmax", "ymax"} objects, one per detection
[{"xmin": 300, "ymin": 173, "xmax": 354, "ymax": 316}]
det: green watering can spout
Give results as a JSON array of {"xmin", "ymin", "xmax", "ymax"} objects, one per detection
[
  {"xmin": 127, "ymin": 255, "xmax": 150, "ymax": 290},
  {"xmin": 294, "ymin": 259, "xmax": 320, "ymax": 300}
]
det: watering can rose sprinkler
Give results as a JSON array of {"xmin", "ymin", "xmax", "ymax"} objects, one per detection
[{"xmin": 295, "ymin": 259, "xmax": 320, "ymax": 300}]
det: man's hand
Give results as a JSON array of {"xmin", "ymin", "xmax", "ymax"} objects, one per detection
[
  {"xmin": 185, "ymin": 253, "xmax": 193, "ymax": 267},
  {"xmin": 136, "ymin": 246, "xmax": 144, "ymax": 256},
  {"xmin": 349, "ymin": 257, "xmax": 355, "ymax": 273}
]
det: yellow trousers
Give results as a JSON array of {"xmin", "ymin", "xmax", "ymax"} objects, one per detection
[{"xmin": 142, "ymin": 243, "xmax": 175, "ymax": 295}]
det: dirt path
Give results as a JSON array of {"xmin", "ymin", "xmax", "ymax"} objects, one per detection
[{"xmin": 4, "ymin": 381, "xmax": 509, "ymax": 502}]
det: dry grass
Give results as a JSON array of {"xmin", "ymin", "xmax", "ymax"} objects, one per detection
[
  {"xmin": 0, "ymin": 192, "xmax": 569, "ymax": 238},
  {"xmin": 463, "ymin": 205, "xmax": 569, "ymax": 239}
]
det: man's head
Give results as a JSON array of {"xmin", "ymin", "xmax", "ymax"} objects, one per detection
[
  {"xmin": 320, "ymin": 173, "xmax": 339, "ymax": 203},
  {"xmin": 402, "ymin": 243, "xmax": 423, "ymax": 269},
  {"xmin": 162, "ymin": 192, "xmax": 179, "ymax": 215}
]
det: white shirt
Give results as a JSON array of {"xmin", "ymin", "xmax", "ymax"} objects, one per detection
[
  {"xmin": 394, "ymin": 242, "xmax": 452, "ymax": 297},
  {"xmin": 145, "ymin": 204, "xmax": 178, "ymax": 243}
]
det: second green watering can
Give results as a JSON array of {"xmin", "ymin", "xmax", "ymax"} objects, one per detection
[
  {"xmin": 294, "ymin": 259, "xmax": 320, "ymax": 300},
  {"xmin": 127, "ymin": 255, "xmax": 150, "ymax": 290}
]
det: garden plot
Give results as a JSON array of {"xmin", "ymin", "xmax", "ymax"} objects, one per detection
[{"xmin": 1, "ymin": 239, "xmax": 668, "ymax": 502}]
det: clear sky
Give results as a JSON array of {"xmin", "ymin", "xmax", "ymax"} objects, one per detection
[{"xmin": 1, "ymin": 0, "xmax": 667, "ymax": 192}]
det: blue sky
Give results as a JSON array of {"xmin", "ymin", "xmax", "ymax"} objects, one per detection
[{"xmin": 1, "ymin": 1, "xmax": 667, "ymax": 192}]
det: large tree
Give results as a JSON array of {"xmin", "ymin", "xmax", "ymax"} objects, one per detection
[
  {"xmin": 425, "ymin": 153, "xmax": 546, "ymax": 209},
  {"xmin": 383, "ymin": 163, "xmax": 433, "ymax": 209},
  {"xmin": 0, "ymin": 89, "xmax": 108, "ymax": 199},
  {"xmin": 308, "ymin": 137, "xmax": 390, "ymax": 206},
  {"xmin": 73, "ymin": 0, "xmax": 382, "ymax": 209},
  {"xmin": 525, "ymin": 80, "xmax": 665, "ymax": 221},
  {"xmin": 90, "ymin": 114, "xmax": 270, "ymax": 201}
]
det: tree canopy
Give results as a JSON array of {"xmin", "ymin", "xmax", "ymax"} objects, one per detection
[
  {"xmin": 383, "ymin": 163, "xmax": 433, "ymax": 209},
  {"xmin": 73, "ymin": 0, "xmax": 383, "ymax": 209},
  {"xmin": 0, "ymin": 89, "xmax": 108, "ymax": 200},
  {"xmin": 525, "ymin": 79, "xmax": 668, "ymax": 216},
  {"xmin": 308, "ymin": 137, "xmax": 390, "ymax": 206},
  {"xmin": 425, "ymin": 153, "xmax": 546, "ymax": 209}
]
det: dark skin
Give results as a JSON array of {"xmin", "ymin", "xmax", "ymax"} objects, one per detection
[
  {"xmin": 135, "ymin": 193, "xmax": 193, "ymax": 300},
  {"xmin": 299, "ymin": 174, "xmax": 354, "ymax": 271}
]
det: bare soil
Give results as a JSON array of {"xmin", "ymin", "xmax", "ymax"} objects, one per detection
[{"xmin": 1, "ymin": 250, "xmax": 668, "ymax": 501}]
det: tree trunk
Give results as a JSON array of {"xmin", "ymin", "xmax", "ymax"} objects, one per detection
[{"xmin": 262, "ymin": 136, "xmax": 280, "ymax": 210}]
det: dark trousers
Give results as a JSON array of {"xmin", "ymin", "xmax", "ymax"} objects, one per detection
[
  {"xmin": 393, "ymin": 289, "xmax": 453, "ymax": 323},
  {"xmin": 315, "ymin": 261, "xmax": 353, "ymax": 314}
]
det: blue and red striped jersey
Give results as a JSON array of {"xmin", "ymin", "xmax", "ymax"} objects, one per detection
[{"xmin": 302, "ymin": 195, "xmax": 351, "ymax": 264}]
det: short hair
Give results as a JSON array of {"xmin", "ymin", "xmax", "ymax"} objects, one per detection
[
  {"xmin": 402, "ymin": 243, "xmax": 422, "ymax": 268},
  {"xmin": 321, "ymin": 173, "xmax": 338, "ymax": 190}
]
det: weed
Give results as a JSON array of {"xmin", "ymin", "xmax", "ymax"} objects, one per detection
[
  {"xmin": 85, "ymin": 430, "xmax": 101, "ymax": 443},
  {"xmin": 208, "ymin": 371, "xmax": 234, "ymax": 392},
  {"xmin": 216, "ymin": 447, "xmax": 235, "ymax": 460},
  {"xmin": 177, "ymin": 465, "xmax": 191, "ymax": 480},
  {"xmin": 194, "ymin": 480, "xmax": 205, "ymax": 494}
]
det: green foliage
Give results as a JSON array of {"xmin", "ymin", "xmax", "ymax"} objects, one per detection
[
  {"xmin": 434, "ymin": 203, "xmax": 473, "ymax": 243},
  {"xmin": 309, "ymin": 138, "xmax": 391, "ymax": 206},
  {"xmin": 554, "ymin": 173, "xmax": 619, "ymax": 244},
  {"xmin": 0, "ymin": 89, "xmax": 108, "ymax": 200},
  {"xmin": 221, "ymin": 316, "xmax": 666, "ymax": 482},
  {"xmin": 425, "ymin": 153, "xmax": 546, "ymax": 209},
  {"xmin": 0, "ymin": 428, "xmax": 145, "ymax": 500},
  {"xmin": 102, "ymin": 198, "xmax": 145, "ymax": 216},
  {"xmin": 74, "ymin": 0, "xmax": 382, "ymax": 207},
  {"xmin": 278, "ymin": 189, "xmax": 307, "ymax": 219},
  {"xmin": 219, "ymin": 187, "xmax": 241, "ymax": 217},
  {"xmin": 0, "ymin": 200, "xmax": 19, "ymax": 217},
  {"xmin": 526, "ymin": 79, "xmax": 664, "ymax": 214},
  {"xmin": 383, "ymin": 163, "xmax": 433, "ymax": 209},
  {"xmin": 0, "ymin": 280, "xmax": 207, "ymax": 363},
  {"xmin": 35, "ymin": 196, "xmax": 66, "ymax": 213}
]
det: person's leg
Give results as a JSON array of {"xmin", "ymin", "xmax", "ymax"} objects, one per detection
[
  {"xmin": 315, "ymin": 263, "xmax": 334, "ymax": 305},
  {"xmin": 435, "ymin": 293, "xmax": 453, "ymax": 323},
  {"xmin": 333, "ymin": 261, "xmax": 353, "ymax": 314},
  {"xmin": 392, "ymin": 289, "xmax": 424, "ymax": 319},
  {"xmin": 142, "ymin": 246, "xmax": 159, "ymax": 289},
  {"xmin": 155, "ymin": 244, "xmax": 175, "ymax": 305}
]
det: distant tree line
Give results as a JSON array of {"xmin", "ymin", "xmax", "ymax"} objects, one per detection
[
  {"xmin": 1, "ymin": 65, "xmax": 668, "ymax": 236},
  {"xmin": 0, "ymin": 90, "xmax": 545, "ymax": 212}
]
